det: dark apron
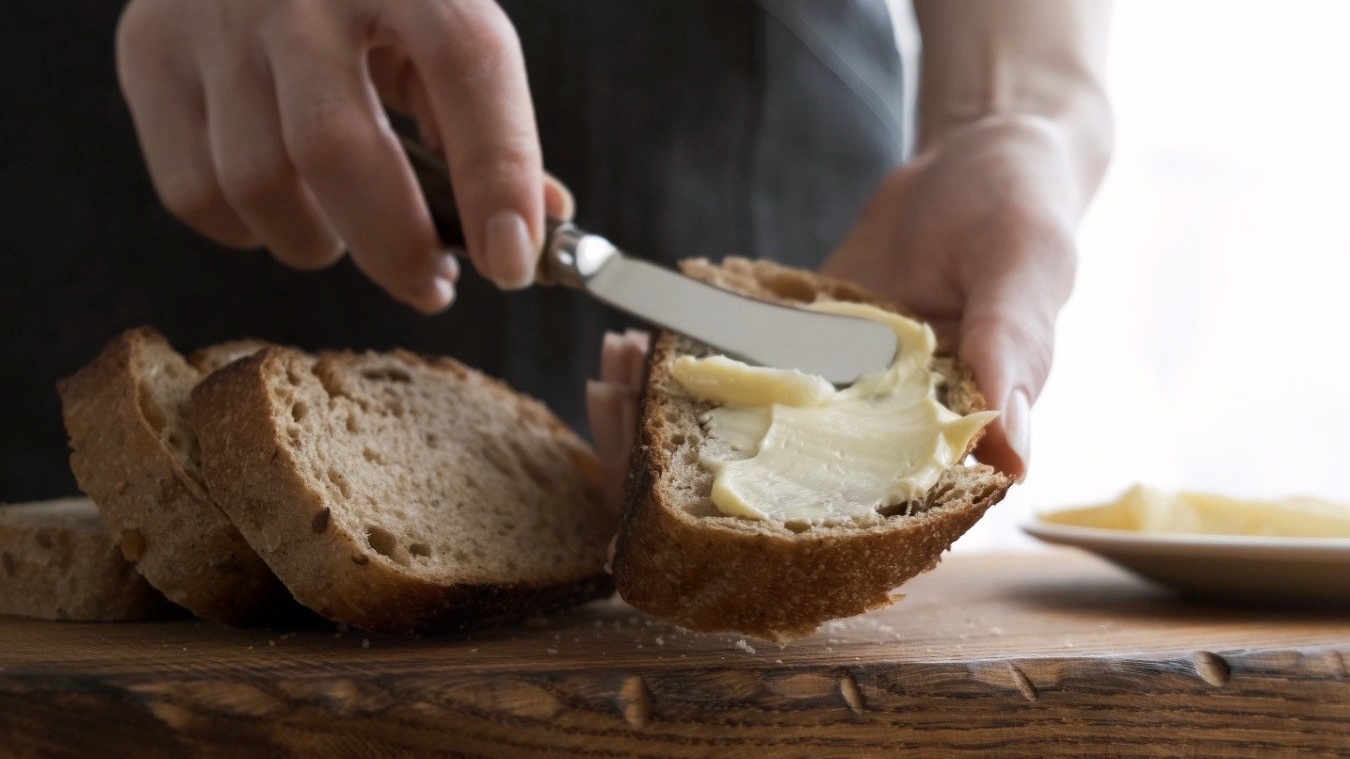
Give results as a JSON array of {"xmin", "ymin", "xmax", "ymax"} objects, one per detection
[{"xmin": 0, "ymin": 0, "xmax": 907, "ymax": 500}]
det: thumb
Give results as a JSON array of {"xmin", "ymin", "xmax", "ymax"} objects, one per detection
[{"xmin": 957, "ymin": 237, "xmax": 1075, "ymax": 481}]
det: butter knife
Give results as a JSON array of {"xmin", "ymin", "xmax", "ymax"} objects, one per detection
[{"xmin": 400, "ymin": 136, "xmax": 897, "ymax": 385}]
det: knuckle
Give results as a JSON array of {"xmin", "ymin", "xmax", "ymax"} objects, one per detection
[
  {"xmin": 459, "ymin": 146, "xmax": 536, "ymax": 191},
  {"xmin": 419, "ymin": 2, "xmax": 520, "ymax": 82},
  {"xmin": 115, "ymin": 0, "xmax": 169, "ymax": 83},
  {"xmin": 156, "ymin": 172, "xmax": 224, "ymax": 223},
  {"xmin": 115, "ymin": 1, "xmax": 158, "ymax": 56},
  {"xmin": 284, "ymin": 100, "xmax": 376, "ymax": 174},
  {"xmin": 274, "ymin": 237, "xmax": 344, "ymax": 272},
  {"xmin": 217, "ymin": 152, "xmax": 291, "ymax": 208}
]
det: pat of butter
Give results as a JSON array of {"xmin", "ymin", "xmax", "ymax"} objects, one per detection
[
  {"xmin": 671, "ymin": 301, "xmax": 997, "ymax": 525},
  {"xmin": 1044, "ymin": 485, "xmax": 1350, "ymax": 539},
  {"xmin": 671, "ymin": 356, "xmax": 834, "ymax": 407}
]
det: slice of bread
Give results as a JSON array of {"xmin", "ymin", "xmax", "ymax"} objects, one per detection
[
  {"xmin": 190, "ymin": 347, "xmax": 616, "ymax": 633},
  {"xmin": 0, "ymin": 498, "xmax": 178, "ymax": 621},
  {"xmin": 190, "ymin": 339, "xmax": 272, "ymax": 373},
  {"xmin": 57, "ymin": 328, "xmax": 291, "ymax": 624},
  {"xmin": 612, "ymin": 258, "xmax": 1014, "ymax": 643}
]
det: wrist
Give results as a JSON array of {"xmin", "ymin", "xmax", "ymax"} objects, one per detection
[{"xmin": 923, "ymin": 104, "xmax": 1110, "ymax": 221}]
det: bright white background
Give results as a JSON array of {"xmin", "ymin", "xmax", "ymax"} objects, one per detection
[{"xmin": 948, "ymin": 0, "xmax": 1350, "ymax": 551}]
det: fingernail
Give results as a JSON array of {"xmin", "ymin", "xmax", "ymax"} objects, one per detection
[
  {"xmin": 408, "ymin": 276, "xmax": 455, "ymax": 314},
  {"xmin": 485, "ymin": 210, "xmax": 534, "ymax": 290},
  {"xmin": 435, "ymin": 252, "xmax": 460, "ymax": 282},
  {"xmin": 1005, "ymin": 388, "xmax": 1031, "ymax": 481},
  {"xmin": 433, "ymin": 276, "xmax": 456, "ymax": 307}
]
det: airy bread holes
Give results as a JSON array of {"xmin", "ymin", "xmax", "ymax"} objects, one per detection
[
  {"xmin": 311, "ymin": 508, "xmax": 331, "ymax": 534},
  {"xmin": 360, "ymin": 367, "xmax": 412, "ymax": 383},
  {"xmin": 327, "ymin": 468, "xmax": 352, "ymax": 499},
  {"xmin": 362, "ymin": 447, "xmax": 385, "ymax": 465},
  {"xmin": 291, "ymin": 401, "xmax": 309, "ymax": 422},
  {"xmin": 364, "ymin": 525, "xmax": 405, "ymax": 565},
  {"xmin": 346, "ymin": 415, "xmax": 360, "ymax": 434},
  {"xmin": 408, "ymin": 542, "xmax": 432, "ymax": 560}
]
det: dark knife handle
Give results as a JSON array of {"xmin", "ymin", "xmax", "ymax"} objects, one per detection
[
  {"xmin": 399, "ymin": 133, "xmax": 598, "ymax": 287},
  {"xmin": 398, "ymin": 134, "xmax": 468, "ymax": 249}
]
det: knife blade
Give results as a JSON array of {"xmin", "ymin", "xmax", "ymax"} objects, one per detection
[{"xmin": 400, "ymin": 136, "xmax": 898, "ymax": 385}]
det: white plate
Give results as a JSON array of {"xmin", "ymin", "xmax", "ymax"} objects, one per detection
[{"xmin": 1022, "ymin": 517, "xmax": 1350, "ymax": 606}]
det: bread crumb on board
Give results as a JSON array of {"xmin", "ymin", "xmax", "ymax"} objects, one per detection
[{"xmin": 734, "ymin": 639, "xmax": 757, "ymax": 654}]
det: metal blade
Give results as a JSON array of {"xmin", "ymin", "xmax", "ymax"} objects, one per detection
[{"xmin": 584, "ymin": 253, "xmax": 898, "ymax": 385}]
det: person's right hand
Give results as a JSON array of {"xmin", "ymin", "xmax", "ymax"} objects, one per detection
[{"xmin": 116, "ymin": 0, "xmax": 570, "ymax": 313}]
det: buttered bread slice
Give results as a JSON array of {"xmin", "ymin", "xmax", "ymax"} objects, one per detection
[{"xmin": 612, "ymin": 258, "xmax": 1014, "ymax": 642}]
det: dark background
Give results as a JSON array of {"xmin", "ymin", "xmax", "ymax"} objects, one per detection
[{"xmin": 0, "ymin": 1, "xmax": 904, "ymax": 501}]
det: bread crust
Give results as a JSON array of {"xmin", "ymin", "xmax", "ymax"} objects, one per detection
[
  {"xmin": 57, "ymin": 328, "xmax": 290, "ymax": 623},
  {"xmin": 191, "ymin": 348, "xmax": 614, "ymax": 634},
  {"xmin": 612, "ymin": 258, "xmax": 1014, "ymax": 643},
  {"xmin": 0, "ymin": 498, "xmax": 179, "ymax": 621}
]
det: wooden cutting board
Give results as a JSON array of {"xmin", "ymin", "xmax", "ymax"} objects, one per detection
[{"xmin": 1, "ymin": 549, "xmax": 1345, "ymax": 759}]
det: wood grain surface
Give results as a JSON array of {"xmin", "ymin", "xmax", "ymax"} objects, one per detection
[{"xmin": 1, "ymin": 549, "xmax": 1346, "ymax": 758}]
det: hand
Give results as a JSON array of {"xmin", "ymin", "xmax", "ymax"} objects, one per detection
[
  {"xmin": 823, "ymin": 115, "xmax": 1086, "ymax": 480},
  {"xmin": 116, "ymin": 0, "xmax": 571, "ymax": 313},
  {"xmin": 586, "ymin": 331, "xmax": 650, "ymax": 513}
]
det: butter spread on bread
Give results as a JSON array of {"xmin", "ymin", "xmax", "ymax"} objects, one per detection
[{"xmin": 672, "ymin": 301, "xmax": 996, "ymax": 525}]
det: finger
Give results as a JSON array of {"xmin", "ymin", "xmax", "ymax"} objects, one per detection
[
  {"xmin": 621, "ymin": 330, "xmax": 651, "ymax": 392},
  {"xmin": 201, "ymin": 48, "xmax": 343, "ymax": 271},
  {"xmin": 544, "ymin": 174, "xmax": 575, "ymax": 221},
  {"xmin": 368, "ymin": 47, "xmax": 444, "ymax": 153},
  {"xmin": 116, "ymin": 10, "xmax": 255, "ymax": 248},
  {"xmin": 263, "ymin": 14, "xmax": 455, "ymax": 313},
  {"xmin": 958, "ymin": 223, "xmax": 1076, "ymax": 481},
  {"xmin": 586, "ymin": 380, "xmax": 636, "ymax": 514},
  {"xmin": 586, "ymin": 380, "xmax": 630, "ymax": 464},
  {"xmin": 599, "ymin": 330, "xmax": 650, "ymax": 392},
  {"xmin": 395, "ymin": 0, "xmax": 543, "ymax": 290},
  {"xmin": 600, "ymin": 332, "xmax": 630, "ymax": 385}
]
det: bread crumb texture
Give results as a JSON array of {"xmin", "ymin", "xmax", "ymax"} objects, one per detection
[
  {"xmin": 0, "ymin": 498, "xmax": 177, "ymax": 621},
  {"xmin": 613, "ymin": 258, "xmax": 1014, "ymax": 643},
  {"xmin": 192, "ymin": 348, "xmax": 615, "ymax": 633},
  {"xmin": 56, "ymin": 328, "xmax": 288, "ymax": 624}
]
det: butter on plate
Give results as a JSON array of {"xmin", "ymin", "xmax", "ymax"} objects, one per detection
[{"xmin": 1042, "ymin": 485, "xmax": 1350, "ymax": 539}]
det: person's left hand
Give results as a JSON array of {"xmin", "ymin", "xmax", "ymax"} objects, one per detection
[
  {"xmin": 582, "ymin": 115, "xmax": 1090, "ymax": 502},
  {"xmin": 823, "ymin": 114, "xmax": 1087, "ymax": 480}
]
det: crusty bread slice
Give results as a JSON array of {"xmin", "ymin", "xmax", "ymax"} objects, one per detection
[
  {"xmin": 57, "ymin": 328, "xmax": 291, "ymax": 624},
  {"xmin": 189, "ymin": 339, "xmax": 273, "ymax": 374},
  {"xmin": 0, "ymin": 497, "xmax": 179, "ymax": 621},
  {"xmin": 190, "ymin": 347, "xmax": 616, "ymax": 634},
  {"xmin": 612, "ymin": 258, "xmax": 1014, "ymax": 643}
]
